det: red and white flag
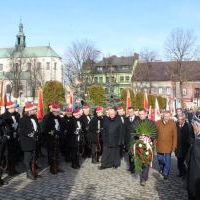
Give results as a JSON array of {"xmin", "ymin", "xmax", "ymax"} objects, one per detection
[
  {"xmin": 144, "ymin": 92, "xmax": 149, "ymax": 111},
  {"xmin": 37, "ymin": 88, "xmax": 44, "ymax": 121},
  {"xmin": 148, "ymin": 105, "xmax": 154, "ymax": 121},
  {"xmin": 126, "ymin": 89, "xmax": 131, "ymax": 110},
  {"xmin": 155, "ymin": 98, "xmax": 161, "ymax": 121}
]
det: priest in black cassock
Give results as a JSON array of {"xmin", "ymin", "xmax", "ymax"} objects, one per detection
[{"xmin": 99, "ymin": 107, "xmax": 123, "ymax": 169}]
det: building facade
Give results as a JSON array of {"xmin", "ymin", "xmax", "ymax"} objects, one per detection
[
  {"xmin": 132, "ymin": 61, "xmax": 200, "ymax": 108},
  {"xmin": 0, "ymin": 22, "xmax": 63, "ymax": 102},
  {"xmin": 83, "ymin": 54, "xmax": 139, "ymax": 96}
]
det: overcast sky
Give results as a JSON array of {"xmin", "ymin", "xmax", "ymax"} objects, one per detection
[{"xmin": 0, "ymin": 0, "xmax": 200, "ymax": 59}]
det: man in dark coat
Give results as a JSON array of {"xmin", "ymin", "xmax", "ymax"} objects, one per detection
[
  {"xmin": 43, "ymin": 104, "xmax": 63, "ymax": 174},
  {"xmin": 187, "ymin": 115, "xmax": 200, "ymax": 200},
  {"xmin": 1, "ymin": 101, "xmax": 19, "ymax": 176},
  {"xmin": 116, "ymin": 106, "xmax": 127, "ymax": 158},
  {"xmin": 137, "ymin": 108, "xmax": 156, "ymax": 186},
  {"xmin": 175, "ymin": 113, "xmax": 193, "ymax": 178},
  {"xmin": 89, "ymin": 106, "xmax": 104, "ymax": 164},
  {"xmin": 100, "ymin": 107, "xmax": 123, "ymax": 169},
  {"xmin": 68, "ymin": 109, "xmax": 85, "ymax": 169},
  {"xmin": 81, "ymin": 105, "xmax": 91, "ymax": 158},
  {"xmin": 0, "ymin": 116, "xmax": 7, "ymax": 186},
  {"xmin": 126, "ymin": 107, "xmax": 140, "ymax": 173},
  {"xmin": 61, "ymin": 107, "xmax": 74, "ymax": 162},
  {"xmin": 18, "ymin": 103, "xmax": 40, "ymax": 180}
]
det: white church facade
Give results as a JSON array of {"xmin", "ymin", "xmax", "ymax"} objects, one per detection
[{"xmin": 0, "ymin": 22, "xmax": 63, "ymax": 102}]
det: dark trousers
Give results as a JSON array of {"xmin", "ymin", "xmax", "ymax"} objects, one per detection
[
  {"xmin": 91, "ymin": 143, "xmax": 100, "ymax": 163},
  {"xmin": 129, "ymin": 154, "xmax": 135, "ymax": 172},
  {"xmin": 177, "ymin": 157, "xmax": 187, "ymax": 176},
  {"xmin": 24, "ymin": 151, "xmax": 33, "ymax": 171},
  {"xmin": 140, "ymin": 165, "xmax": 150, "ymax": 182},
  {"xmin": 71, "ymin": 147, "xmax": 80, "ymax": 167},
  {"xmin": 157, "ymin": 153, "xmax": 171, "ymax": 176}
]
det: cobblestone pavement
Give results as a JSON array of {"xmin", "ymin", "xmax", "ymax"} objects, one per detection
[{"xmin": 0, "ymin": 155, "xmax": 188, "ymax": 200}]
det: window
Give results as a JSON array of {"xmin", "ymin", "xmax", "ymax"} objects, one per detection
[
  {"xmin": 27, "ymin": 63, "xmax": 31, "ymax": 71},
  {"xmin": 99, "ymin": 77, "xmax": 103, "ymax": 83},
  {"xmin": 0, "ymin": 64, "xmax": 3, "ymax": 71},
  {"xmin": 97, "ymin": 66, "xmax": 103, "ymax": 72},
  {"xmin": 46, "ymin": 62, "xmax": 50, "ymax": 70},
  {"xmin": 37, "ymin": 62, "xmax": 41, "ymax": 70},
  {"xmin": 158, "ymin": 88, "xmax": 163, "ymax": 94},
  {"xmin": 194, "ymin": 88, "xmax": 200, "ymax": 98},
  {"xmin": 120, "ymin": 76, "xmax": 124, "ymax": 82},
  {"xmin": 54, "ymin": 62, "xmax": 57, "ymax": 70},
  {"xmin": 166, "ymin": 87, "xmax": 171, "ymax": 95},
  {"xmin": 94, "ymin": 77, "xmax": 98, "ymax": 83},
  {"xmin": 111, "ymin": 76, "xmax": 115, "ymax": 82},
  {"xmin": 183, "ymin": 88, "xmax": 187, "ymax": 96},
  {"xmin": 122, "ymin": 66, "xmax": 129, "ymax": 70},
  {"xmin": 125, "ymin": 76, "xmax": 130, "ymax": 82}
]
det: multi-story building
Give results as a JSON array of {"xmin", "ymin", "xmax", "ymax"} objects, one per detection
[
  {"xmin": 83, "ymin": 54, "xmax": 139, "ymax": 96},
  {"xmin": 0, "ymin": 22, "xmax": 63, "ymax": 101},
  {"xmin": 132, "ymin": 61, "xmax": 200, "ymax": 108}
]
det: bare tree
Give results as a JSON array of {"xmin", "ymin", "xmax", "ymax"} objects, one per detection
[
  {"xmin": 64, "ymin": 40, "xmax": 100, "ymax": 99},
  {"xmin": 165, "ymin": 28, "xmax": 198, "ymax": 106},
  {"xmin": 5, "ymin": 49, "xmax": 26, "ymax": 98},
  {"xmin": 132, "ymin": 48, "xmax": 157, "ymax": 93},
  {"xmin": 27, "ymin": 56, "xmax": 45, "ymax": 99}
]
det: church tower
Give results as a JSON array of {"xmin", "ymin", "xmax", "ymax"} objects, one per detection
[{"xmin": 15, "ymin": 21, "xmax": 26, "ymax": 50}]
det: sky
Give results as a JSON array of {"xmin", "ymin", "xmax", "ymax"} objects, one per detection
[{"xmin": 0, "ymin": 0, "xmax": 200, "ymax": 59}]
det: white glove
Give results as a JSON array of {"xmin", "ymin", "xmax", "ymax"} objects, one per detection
[
  {"xmin": 28, "ymin": 132, "xmax": 34, "ymax": 138},
  {"xmin": 49, "ymin": 130, "xmax": 54, "ymax": 136}
]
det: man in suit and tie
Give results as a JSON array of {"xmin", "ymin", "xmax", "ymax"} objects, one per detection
[
  {"xmin": 126, "ymin": 107, "xmax": 140, "ymax": 173},
  {"xmin": 175, "ymin": 113, "xmax": 193, "ymax": 178}
]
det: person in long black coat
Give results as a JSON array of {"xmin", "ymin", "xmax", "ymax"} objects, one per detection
[
  {"xmin": 18, "ymin": 103, "xmax": 39, "ymax": 180},
  {"xmin": 100, "ymin": 107, "xmax": 123, "ymax": 169},
  {"xmin": 1, "ymin": 102, "xmax": 19, "ymax": 176},
  {"xmin": 175, "ymin": 113, "xmax": 193, "ymax": 178},
  {"xmin": 0, "ymin": 116, "xmax": 7, "ymax": 186},
  {"xmin": 187, "ymin": 115, "xmax": 200, "ymax": 200},
  {"xmin": 61, "ymin": 108, "xmax": 74, "ymax": 162},
  {"xmin": 89, "ymin": 106, "xmax": 104, "ymax": 164},
  {"xmin": 81, "ymin": 105, "xmax": 92, "ymax": 158},
  {"xmin": 43, "ymin": 104, "xmax": 63, "ymax": 174},
  {"xmin": 126, "ymin": 107, "xmax": 140, "ymax": 173},
  {"xmin": 116, "ymin": 106, "xmax": 127, "ymax": 158},
  {"xmin": 69, "ymin": 109, "xmax": 85, "ymax": 169}
]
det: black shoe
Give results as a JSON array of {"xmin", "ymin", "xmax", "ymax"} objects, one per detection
[
  {"xmin": 35, "ymin": 164, "xmax": 42, "ymax": 170},
  {"xmin": 163, "ymin": 175, "xmax": 168, "ymax": 180},
  {"xmin": 140, "ymin": 180, "xmax": 146, "ymax": 186},
  {"xmin": 99, "ymin": 166, "xmax": 106, "ymax": 170},
  {"xmin": 27, "ymin": 172, "xmax": 36, "ymax": 180},
  {"xmin": 57, "ymin": 168, "xmax": 65, "ymax": 173}
]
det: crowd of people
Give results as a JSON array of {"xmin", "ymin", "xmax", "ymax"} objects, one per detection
[{"xmin": 0, "ymin": 101, "xmax": 199, "ymax": 200}]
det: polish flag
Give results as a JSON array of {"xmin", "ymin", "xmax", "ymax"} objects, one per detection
[
  {"xmin": 37, "ymin": 88, "xmax": 44, "ymax": 121},
  {"xmin": 144, "ymin": 92, "xmax": 149, "ymax": 111},
  {"xmin": 155, "ymin": 98, "xmax": 161, "ymax": 121},
  {"xmin": 148, "ymin": 105, "xmax": 154, "ymax": 121}
]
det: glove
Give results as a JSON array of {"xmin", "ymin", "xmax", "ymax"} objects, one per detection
[
  {"xmin": 28, "ymin": 132, "xmax": 34, "ymax": 138},
  {"xmin": 49, "ymin": 130, "xmax": 54, "ymax": 136},
  {"xmin": 13, "ymin": 132, "xmax": 17, "ymax": 138}
]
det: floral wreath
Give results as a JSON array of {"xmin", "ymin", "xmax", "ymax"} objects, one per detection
[{"xmin": 129, "ymin": 120, "xmax": 156, "ymax": 172}]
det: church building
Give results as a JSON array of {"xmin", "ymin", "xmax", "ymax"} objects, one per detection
[{"xmin": 0, "ymin": 22, "xmax": 63, "ymax": 101}]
